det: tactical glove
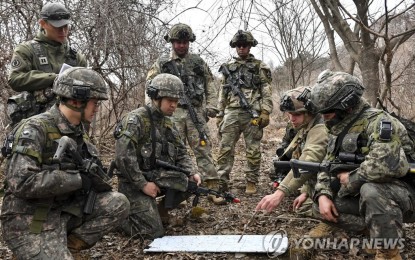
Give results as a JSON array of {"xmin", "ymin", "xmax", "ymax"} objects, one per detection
[{"xmin": 258, "ymin": 110, "xmax": 270, "ymax": 128}]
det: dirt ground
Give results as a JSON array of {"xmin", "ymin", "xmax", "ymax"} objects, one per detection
[{"xmin": 1, "ymin": 119, "xmax": 415, "ymax": 259}]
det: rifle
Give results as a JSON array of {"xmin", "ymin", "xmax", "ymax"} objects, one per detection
[
  {"xmin": 51, "ymin": 136, "xmax": 112, "ymax": 214},
  {"xmin": 272, "ymin": 160, "xmax": 292, "ymax": 188},
  {"xmin": 167, "ymin": 61, "xmax": 209, "ymax": 146},
  {"xmin": 154, "ymin": 160, "xmax": 240, "ymax": 209},
  {"xmin": 219, "ymin": 64, "xmax": 259, "ymax": 126},
  {"xmin": 288, "ymin": 152, "xmax": 415, "ymax": 178}
]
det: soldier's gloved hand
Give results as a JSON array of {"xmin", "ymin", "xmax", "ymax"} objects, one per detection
[
  {"xmin": 258, "ymin": 110, "xmax": 270, "ymax": 128},
  {"xmin": 206, "ymin": 108, "xmax": 219, "ymax": 118}
]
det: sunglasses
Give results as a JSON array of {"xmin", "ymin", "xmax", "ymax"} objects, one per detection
[
  {"xmin": 236, "ymin": 43, "xmax": 249, "ymax": 48},
  {"xmin": 45, "ymin": 12, "xmax": 70, "ymax": 20}
]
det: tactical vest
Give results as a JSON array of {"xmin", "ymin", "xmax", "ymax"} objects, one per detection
[{"xmin": 159, "ymin": 54, "xmax": 206, "ymax": 106}]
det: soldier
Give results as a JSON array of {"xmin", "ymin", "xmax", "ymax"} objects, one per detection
[
  {"xmin": 7, "ymin": 2, "xmax": 87, "ymax": 125},
  {"xmin": 216, "ymin": 30, "xmax": 274, "ymax": 194},
  {"xmin": 256, "ymin": 86, "xmax": 328, "ymax": 217},
  {"xmin": 114, "ymin": 73, "xmax": 202, "ymax": 239},
  {"xmin": 0, "ymin": 67, "xmax": 130, "ymax": 259},
  {"xmin": 307, "ymin": 71, "xmax": 415, "ymax": 259},
  {"xmin": 146, "ymin": 23, "xmax": 224, "ymax": 204}
]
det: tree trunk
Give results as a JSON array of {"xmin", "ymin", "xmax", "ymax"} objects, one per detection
[{"xmin": 358, "ymin": 47, "xmax": 380, "ymax": 106}]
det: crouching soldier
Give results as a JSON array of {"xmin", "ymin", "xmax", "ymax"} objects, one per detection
[
  {"xmin": 0, "ymin": 67, "xmax": 130, "ymax": 259},
  {"xmin": 114, "ymin": 73, "xmax": 201, "ymax": 239},
  {"xmin": 308, "ymin": 71, "xmax": 415, "ymax": 259}
]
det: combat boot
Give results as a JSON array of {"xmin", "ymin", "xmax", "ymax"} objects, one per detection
[
  {"xmin": 245, "ymin": 181, "xmax": 257, "ymax": 195},
  {"xmin": 67, "ymin": 234, "xmax": 91, "ymax": 260},
  {"xmin": 375, "ymin": 248, "xmax": 402, "ymax": 260},
  {"xmin": 307, "ymin": 222, "xmax": 341, "ymax": 238},
  {"xmin": 206, "ymin": 179, "xmax": 226, "ymax": 205}
]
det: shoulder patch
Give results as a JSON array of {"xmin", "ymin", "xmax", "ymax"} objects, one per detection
[{"xmin": 10, "ymin": 55, "xmax": 23, "ymax": 69}]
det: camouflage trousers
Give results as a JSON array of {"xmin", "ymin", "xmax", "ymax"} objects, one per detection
[
  {"xmin": 171, "ymin": 107, "xmax": 219, "ymax": 181},
  {"xmin": 217, "ymin": 108, "xmax": 263, "ymax": 185},
  {"xmin": 1, "ymin": 191, "xmax": 129, "ymax": 259},
  {"xmin": 312, "ymin": 182, "xmax": 415, "ymax": 239},
  {"xmin": 120, "ymin": 187, "xmax": 190, "ymax": 239}
]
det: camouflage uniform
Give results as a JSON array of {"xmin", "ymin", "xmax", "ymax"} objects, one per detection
[
  {"xmin": 146, "ymin": 24, "xmax": 218, "ymax": 182},
  {"xmin": 0, "ymin": 105, "xmax": 129, "ymax": 259},
  {"xmin": 309, "ymin": 72, "xmax": 415, "ymax": 242},
  {"xmin": 7, "ymin": 3, "xmax": 87, "ymax": 124},
  {"xmin": 217, "ymin": 31, "xmax": 273, "ymax": 187},
  {"xmin": 115, "ymin": 74, "xmax": 195, "ymax": 239}
]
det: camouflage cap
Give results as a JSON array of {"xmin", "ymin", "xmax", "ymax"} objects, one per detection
[
  {"xmin": 280, "ymin": 86, "xmax": 310, "ymax": 113},
  {"xmin": 53, "ymin": 67, "xmax": 108, "ymax": 101},
  {"xmin": 309, "ymin": 71, "xmax": 364, "ymax": 113},
  {"xmin": 164, "ymin": 23, "xmax": 196, "ymax": 43},
  {"xmin": 40, "ymin": 3, "xmax": 71, "ymax": 27},
  {"xmin": 229, "ymin": 30, "xmax": 258, "ymax": 48},
  {"xmin": 147, "ymin": 73, "xmax": 184, "ymax": 99}
]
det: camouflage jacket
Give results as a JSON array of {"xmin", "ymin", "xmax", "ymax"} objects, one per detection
[
  {"xmin": 1, "ymin": 105, "xmax": 97, "ymax": 220},
  {"xmin": 218, "ymin": 54, "xmax": 273, "ymax": 114},
  {"xmin": 8, "ymin": 31, "xmax": 87, "ymax": 95},
  {"xmin": 114, "ymin": 105, "xmax": 194, "ymax": 192},
  {"xmin": 278, "ymin": 115, "xmax": 328, "ymax": 196},
  {"xmin": 313, "ymin": 101, "xmax": 412, "ymax": 201},
  {"xmin": 146, "ymin": 50, "xmax": 217, "ymax": 110}
]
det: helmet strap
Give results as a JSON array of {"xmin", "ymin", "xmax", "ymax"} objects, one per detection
[{"xmin": 62, "ymin": 99, "xmax": 88, "ymax": 117}]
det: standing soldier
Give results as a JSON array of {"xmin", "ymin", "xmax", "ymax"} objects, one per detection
[
  {"xmin": 7, "ymin": 2, "xmax": 87, "ymax": 125},
  {"xmin": 146, "ymin": 23, "xmax": 224, "ymax": 204},
  {"xmin": 256, "ymin": 86, "xmax": 328, "ymax": 217},
  {"xmin": 114, "ymin": 74, "xmax": 202, "ymax": 239},
  {"xmin": 216, "ymin": 30, "xmax": 274, "ymax": 194},
  {"xmin": 307, "ymin": 71, "xmax": 415, "ymax": 259},
  {"xmin": 1, "ymin": 67, "xmax": 130, "ymax": 259}
]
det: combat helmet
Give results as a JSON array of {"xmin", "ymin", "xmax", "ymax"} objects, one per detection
[
  {"xmin": 147, "ymin": 73, "xmax": 184, "ymax": 100},
  {"xmin": 53, "ymin": 67, "xmax": 108, "ymax": 101},
  {"xmin": 308, "ymin": 71, "xmax": 364, "ymax": 114},
  {"xmin": 229, "ymin": 30, "xmax": 258, "ymax": 48},
  {"xmin": 280, "ymin": 86, "xmax": 311, "ymax": 113},
  {"xmin": 164, "ymin": 23, "xmax": 196, "ymax": 42}
]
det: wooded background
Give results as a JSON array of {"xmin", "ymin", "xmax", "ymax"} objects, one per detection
[{"xmin": 1, "ymin": 0, "xmax": 414, "ymax": 147}]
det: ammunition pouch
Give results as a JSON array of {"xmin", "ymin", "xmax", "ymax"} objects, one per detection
[{"xmin": 7, "ymin": 92, "xmax": 38, "ymax": 126}]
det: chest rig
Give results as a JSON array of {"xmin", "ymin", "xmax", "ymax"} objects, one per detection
[
  {"xmin": 159, "ymin": 54, "xmax": 206, "ymax": 106},
  {"xmin": 116, "ymin": 106, "xmax": 179, "ymax": 171},
  {"xmin": 226, "ymin": 60, "xmax": 262, "ymax": 90}
]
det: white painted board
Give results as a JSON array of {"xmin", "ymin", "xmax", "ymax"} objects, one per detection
[{"xmin": 144, "ymin": 234, "xmax": 288, "ymax": 255}]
